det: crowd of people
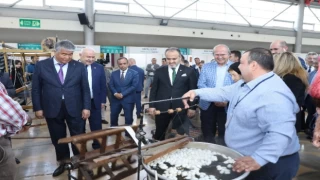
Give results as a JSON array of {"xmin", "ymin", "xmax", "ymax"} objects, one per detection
[{"xmin": 1, "ymin": 39, "xmax": 320, "ymax": 180}]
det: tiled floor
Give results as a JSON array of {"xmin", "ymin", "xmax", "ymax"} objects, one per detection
[{"xmin": 11, "ymin": 98, "xmax": 320, "ymax": 180}]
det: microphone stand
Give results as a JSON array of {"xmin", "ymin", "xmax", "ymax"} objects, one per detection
[{"xmin": 136, "ymin": 96, "xmax": 196, "ymax": 180}]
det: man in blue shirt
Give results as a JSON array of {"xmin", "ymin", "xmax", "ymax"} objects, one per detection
[
  {"xmin": 26, "ymin": 56, "xmax": 39, "ymax": 81},
  {"xmin": 183, "ymin": 48, "xmax": 300, "ymax": 179}
]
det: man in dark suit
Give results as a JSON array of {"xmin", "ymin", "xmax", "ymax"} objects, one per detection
[
  {"xmin": 0, "ymin": 72, "xmax": 15, "ymax": 97},
  {"xmin": 80, "ymin": 48, "xmax": 107, "ymax": 149},
  {"xmin": 128, "ymin": 58, "xmax": 145, "ymax": 119},
  {"xmin": 109, "ymin": 57, "xmax": 139, "ymax": 126},
  {"xmin": 32, "ymin": 40, "xmax": 91, "ymax": 177},
  {"xmin": 149, "ymin": 47, "xmax": 197, "ymax": 141},
  {"xmin": 191, "ymin": 57, "xmax": 201, "ymax": 79},
  {"xmin": 305, "ymin": 57, "xmax": 319, "ymax": 127}
]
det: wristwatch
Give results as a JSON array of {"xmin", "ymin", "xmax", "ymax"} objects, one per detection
[{"xmin": 25, "ymin": 121, "xmax": 32, "ymax": 126}]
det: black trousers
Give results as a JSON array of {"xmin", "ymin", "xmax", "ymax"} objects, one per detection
[
  {"xmin": 46, "ymin": 101, "xmax": 85, "ymax": 162},
  {"xmin": 200, "ymin": 103, "xmax": 226, "ymax": 143},
  {"xmin": 154, "ymin": 111, "xmax": 187, "ymax": 141},
  {"xmin": 305, "ymin": 95, "xmax": 316, "ymax": 127},
  {"xmin": 246, "ymin": 152, "xmax": 300, "ymax": 180}
]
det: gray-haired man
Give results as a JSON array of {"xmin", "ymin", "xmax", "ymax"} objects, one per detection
[
  {"xmin": 144, "ymin": 58, "xmax": 160, "ymax": 98},
  {"xmin": 32, "ymin": 40, "xmax": 91, "ymax": 177}
]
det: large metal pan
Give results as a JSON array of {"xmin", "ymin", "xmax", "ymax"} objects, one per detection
[{"xmin": 142, "ymin": 142, "xmax": 250, "ymax": 180}]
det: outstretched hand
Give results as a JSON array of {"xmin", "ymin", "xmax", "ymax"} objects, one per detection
[{"xmin": 182, "ymin": 90, "xmax": 197, "ymax": 109}]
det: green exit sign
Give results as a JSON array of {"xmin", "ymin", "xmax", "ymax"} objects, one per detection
[{"xmin": 19, "ymin": 19, "xmax": 40, "ymax": 28}]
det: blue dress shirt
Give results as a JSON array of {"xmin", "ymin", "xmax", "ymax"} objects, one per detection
[
  {"xmin": 197, "ymin": 60, "xmax": 233, "ymax": 110},
  {"xmin": 195, "ymin": 71, "xmax": 300, "ymax": 166}
]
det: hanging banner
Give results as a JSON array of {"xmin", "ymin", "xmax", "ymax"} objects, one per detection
[
  {"xmin": 100, "ymin": 46, "xmax": 125, "ymax": 53},
  {"xmin": 179, "ymin": 48, "xmax": 190, "ymax": 55},
  {"xmin": 126, "ymin": 47, "xmax": 167, "ymax": 54},
  {"xmin": 190, "ymin": 49, "xmax": 213, "ymax": 55},
  {"xmin": 18, "ymin": 43, "xmax": 42, "ymax": 50},
  {"xmin": 75, "ymin": 45, "xmax": 100, "ymax": 53}
]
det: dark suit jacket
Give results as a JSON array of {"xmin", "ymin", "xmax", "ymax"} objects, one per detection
[
  {"xmin": 109, "ymin": 68, "xmax": 139, "ymax": 103},
  {"xmin": 283, "ymin": 74, "xmax": 306, "ymax": 107},
  {"xmin": 191, "ymin": 64, "xmax": 200, "ymax": 79},
  {"xmin": 129, "ymin": 65, "xmax": 144, "ymax": 92},
  {"xmin": 0, "ymin": 72, "xmax": 15, "ymax": 97},
  {"xmin": 90, "ymin": 62, "xmax": 107, "ymax": 108},
  {"xmin": 309, "ymin": 70, "xmax": 317, "ymax": 84},
  {"xmin": 32, "ymin": 58, "xmax": 91, "ymax": 118},
  {"xmin": 149, "ymin": 65, "xmax": 197, "ymax": 111}
]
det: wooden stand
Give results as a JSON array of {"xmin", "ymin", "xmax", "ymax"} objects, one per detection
[
  {"xmin": 58, "ymin": 125, "xmax": 191, "ymax": 180},
  {"xmin": 1, "ymin": 42, "xmax": 51, "ymax": 110}
]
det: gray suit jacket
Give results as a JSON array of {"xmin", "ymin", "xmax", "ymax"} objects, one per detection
[{"xmin": 146, "ymin": 63, "xmax": 160, "ymax": 76}]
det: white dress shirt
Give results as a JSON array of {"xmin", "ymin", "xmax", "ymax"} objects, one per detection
[
  {"xmin": 168, "ymin": 64, "xmax": 180, "ymax": 85},
  {"xmin": 215, "ymin": 65, "xmax": 228, "ymax": 88},
  {"xmin": 149, "ymin": 65, "xmax": 155, "ymax": 76},
  {"xmin": 307, "ymin": 65, "xmax": 315, "ymax": 73},
  {"xmin": 120, "ymin": 68, "xmax": 128, "ymax": 79},
  {"xmin": 86, "ymin": 65, "xmax": 93, "ymax": 99},
  {"xmin": 53, "ymin": 58, "xmax": 68, "ymax": 99}
]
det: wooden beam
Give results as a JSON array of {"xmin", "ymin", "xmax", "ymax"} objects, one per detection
[
  {"xmin": 21, "ymin": 105, "xmax": 33, "ymax": 110},
  {"xmin": 0, "ymin": 49, "xmax": 45, "ymax": 53},
  {"xmin": 7, "ymin": 53, "xmax": 51, "ymax": 57},
  {"xmin": 143, "ymin": 138, "xmax": 190, "ymax": 164},
  {"xmin": 3, "ymin": 52, "xmax": 8, "ymax": 72}
]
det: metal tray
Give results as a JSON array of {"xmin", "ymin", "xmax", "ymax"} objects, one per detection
[{"xmin": 142, "ymin": 142, "xmax": 250, "ymax": 180}]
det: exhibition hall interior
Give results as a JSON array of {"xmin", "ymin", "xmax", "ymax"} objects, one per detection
[{"xmin": 1, "ymin": 0, "xmax": 320, "ymax": 179}]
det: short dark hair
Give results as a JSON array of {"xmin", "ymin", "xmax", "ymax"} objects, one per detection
[
  {"xmin": 117, "ymin": 57, "xmax": 128, "ymax": 62},
  {"xmin": 246, "ymin": 48, "xmax": 274, "ymax": 71},
  {"xmin": 184, "ymin": 60, "xmax": 189, "ymax": 65},
  {"xmin": 228, "ymin": 62, "xmax": 241, "ymax": 75},
  {"xmin": 31, "ymin": 56, "xmax": 35, "ymax": 60},
  {"xmin": 231, "ymin": 50, "xmax": 241, "ymax": 59},
  {"xmin": 15, "ymin": 60, "xmax": 22, "ymax": 65},
  {"xmin": 162, "ymin": 58, "xmax": 166, "ymax": 61}
]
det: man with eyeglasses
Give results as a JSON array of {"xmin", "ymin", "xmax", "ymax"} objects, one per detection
[
  {"xmin": 197, "ymin": 44, "xmax": 233, "ymax": 144},
  {"xmin": 270, "ymin": 40, "xmax": 307, "ymax": 70}
]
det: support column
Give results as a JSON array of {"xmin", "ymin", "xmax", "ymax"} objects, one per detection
[
  {"xmin": 294, "ymin": 0, "xmax": 304, "ymax": 53},
  {"xmin": 84, "ymin": 0, "xmax": 94, "ymax": 45}
]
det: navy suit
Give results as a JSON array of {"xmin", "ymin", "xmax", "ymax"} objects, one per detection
[
  {"xmin": 129, "ymin": 65, "xmax": 144, "ymax": 116},
  {"xmin": 0, "ymin": 72, "xmax": 15, "ymax": 97},
  {"xmin": 32, "ymin": 58, "xmax": 91, "ymax": 161},
  {"xmin": 191, "ymin": 64, "xmax": 200, "ymax": 79},
  {"xmin": 85, "ymin": 63, "xmax": 107, "ymax": 149},
  {"xmin": 305, "ymin": 70, "xmax": 318, "ymax": 127},
  {"xmin": 109, "ymin": 68, "xmax": 139, "ymax": 126}
]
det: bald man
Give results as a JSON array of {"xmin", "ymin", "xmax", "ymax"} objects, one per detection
[
  {"xmin": 80, "ymin": 48, "xmax": 107, "ymax": 149},
  {"xmin": 270, "ymin": 40, "xmax": 307, "ymax": 69},
  {"xmin": 128, "ymin": 58, "xmax": 145, "ymax": 118}
]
